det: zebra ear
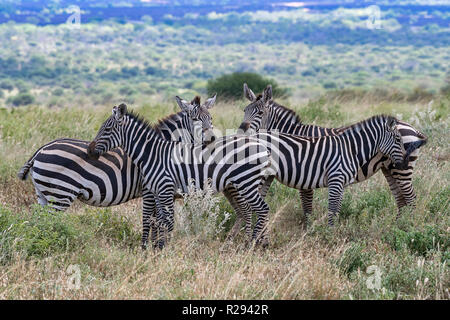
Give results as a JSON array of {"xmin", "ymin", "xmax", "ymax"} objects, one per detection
[
  {"xmin": 386, "ymin": 116, "xmax": 398, "ymax": 131},
  {"xmin": 190, "ymin": 96, "xmax": 201, "ymax": 107},
  {"xmin": 244, "ymin": 83, "xmax": 256, "ymax": 102},
  {"xmin": 262, "ymin": 85, "xmax": 273, "ymax": 104},
  {"xmin": 113, "ymin": 103, "xmax": 127, "ymax": 121},
  {"xmin": 175, "ymin": 96, "xmax": 193, "ymax": 113},
  {"xmin": 203, "ymin": 94, "xmax": 216, "ymax": 109}
]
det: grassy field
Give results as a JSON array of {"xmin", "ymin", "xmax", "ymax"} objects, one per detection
[{"xmin": 0, "ymin": 93, "xmax": 448, "ymax": 299}]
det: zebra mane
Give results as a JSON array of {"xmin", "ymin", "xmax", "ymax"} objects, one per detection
[
  {"xmin": 271, "ymin": 101, "xmax": 303, "ymax": 125},
  {"xmin": 125, "ymin": 109, "xmax": 156, "ymax": 133},
  {"xmin": 340, "ymin": 114, "xmax": 394, "ymax": 133},
  {"xmin": 154, "ymin": 111, "xmax": 186, "ymax": 132}
]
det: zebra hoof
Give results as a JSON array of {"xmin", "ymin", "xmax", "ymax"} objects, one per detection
[{"xmin": 256, "ymin": 237, "xmax": 269, "ymax": 249}]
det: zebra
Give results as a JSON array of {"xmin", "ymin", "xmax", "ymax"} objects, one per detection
[
  {"xmin": 238, "ymin": 84, "xmax": 427, "ymax": 224},
  {"xmin": 18, "ymin": 94, "xmax": 217, "ymax": 211},
  {"xmin": 87, "ymin": 103, "xmax": 274, "ymax": 249},
  {"xmin": 239, "ymin": 113, "xmax": 407, "ymax": 227}
]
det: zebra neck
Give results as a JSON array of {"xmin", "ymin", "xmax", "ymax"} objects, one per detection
[
  {"xmin": 266, "ymin": 107, "xmax": 303, "ymax": 134},
  {"xmin": 122, "ymin": 115, "xmax": 173, "ymax": 170},
  {"xmin": 155, "ymin": 112, "xmax": 193, "ymax": 143},
  {"xmin": 267, "ymin": 104, "xmax": 334, "ymax": 137},
  {"xmin": 339, "ymin": 124, "xmax": 379, "ymax": 170},
  {"xmin": 295, "ymin": 124, "xmax": 335, "ymax": 137}
]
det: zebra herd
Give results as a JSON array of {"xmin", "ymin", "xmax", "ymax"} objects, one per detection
[{"xmin": 18, "ymin": 84, "xmax": 428, "ymax": 249}]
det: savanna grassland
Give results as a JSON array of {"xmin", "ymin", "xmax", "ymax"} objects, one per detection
[
  {"xmin": 0, "ymin": 93, "xmax": 448, "ymax": 299},
  {"xmin": 0, "ymin": 0, "xmax": 449, "ymax": 300}
]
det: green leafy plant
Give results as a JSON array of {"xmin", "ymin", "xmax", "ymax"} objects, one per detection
[{"xmin": 207, "ymin": 72, "xmax": 288, "ymax": 100}]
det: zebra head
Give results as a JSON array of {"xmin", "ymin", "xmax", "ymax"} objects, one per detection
[
  {"xmin": 379, "ymin": 116, "xmax": 407, "ymax": 169},
  {"xmin": 239, "ymin": 84, "xmax": 273, "ymax": 134},
  {"xmin": 175, "ymin": 94, "xmax": 216, "ymax": 144},
  {"xmin": 88, "ymin": 103, "xmax": 127, "ymax": 160}
]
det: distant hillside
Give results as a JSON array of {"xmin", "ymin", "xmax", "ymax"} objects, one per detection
[{"xmin": 1, "ymin": 0, "xmax": 449, "ymax": 25}]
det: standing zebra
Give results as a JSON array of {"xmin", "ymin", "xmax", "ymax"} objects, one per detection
[
  {"xmin": 88, "ymin": 103, "xmax": 273, "ymax": 248},
  {"xmin": 234, "ymin": 114, "xmax": 406, "ymax": 229},
  {"xmin": 18, "ymin": 94, "xmax": 216, "ymax": 211},
  {"xmin": 239, "ymin": 84, "xmax": 427, "ymax": 223}
]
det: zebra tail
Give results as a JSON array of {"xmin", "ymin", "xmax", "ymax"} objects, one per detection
[
  {"xmin": 17, "ymin": 138, "xmax": 67, "ymax": 181},
  {"xmin": 18, "ymin": 159, "xmax": 34, "ymax": 180}
]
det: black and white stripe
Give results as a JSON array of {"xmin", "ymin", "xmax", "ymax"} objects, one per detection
[
  {"xmin": 239, "ymin": 84, "xmax": 427, "ymax": 220},
  {"xmin": 18, "ymin": 95, "xmax": 217, "ymax": 211},
  {"xmin": 241, "ymin": 114, "xmax": 406, "ymax": 227},
  {"xmin": 88, "ymin": 104, "xmax": 273, "ymax": 248}
]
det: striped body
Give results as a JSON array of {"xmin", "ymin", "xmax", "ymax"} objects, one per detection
[
  {"xmin": 239, "ymin": 84, "xmax": 427, "ymax": 224},
  {"xmin": 18, "ymin": 96, "xmax": 216, "ymax": 211},
  {"xmin": 20, "ymin": 138, "xmax": 142, "ymax": 209},
  {"xmin": 243, "ymin": 115, "xmax": 406, "ymax": 226},
  {"xmin": 89, "ymin": 105, "xmax": 273, "ymax": 248}
]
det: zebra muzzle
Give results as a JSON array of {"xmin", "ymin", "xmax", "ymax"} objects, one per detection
[
  {"xmin": 238, "ymin": 122, "xmax": 250, "ymax": 133},
  {"xmin": 87, "ymin": 141, "xmax": 100, "ymax": 160}
]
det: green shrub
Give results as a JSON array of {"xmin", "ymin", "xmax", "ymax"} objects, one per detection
[
  {"xmin": 52, "ymin": 88, "xmax": 64, "ymax": 96},
  {"xmin": 428, "ymin": 186, "xmax": 449, "ymax": 215},
  {"xmin": 77, "ymin": 208, "xmax": 140, "ymax": 248},
  {"xmin": 384, "ymin": 225, "xmax": 449, "ymax": 258},
  {"xmin": 119, "ymin": 85, "xmax": 136, "ymax": 96},
  {"xmin": 0, "ymin": 205, "xmax": 87, "ymax": 264},
  {"xmin": 322, "ymin": 81, "xmax": 337, "ymax": 89},
  {"xmin": 0, "ymin": 79, "xmax": 14, "ymax": 91},
  {"xmin": 206, "ymin": 72, "xmax": 288, "ymax": 100},
  {"xmin": 339, "ymin": 189, "xmax": 391, "ymax": 220},
  {"xmin": 8, "ymin": 92, "xmax": 35, "ymax": 106}
]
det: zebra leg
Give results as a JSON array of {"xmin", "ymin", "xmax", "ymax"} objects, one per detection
[
  {"xmin": 394, "ymin": 176, "xmax": 417, "ymax": 219},
  {"xmin": 228, "ymin": 191, "xmax": 255, "ymax": 240},
  {"xmin": 226, "ymin": 175, "xmax": 275, "ymax": 239},
  {"xmin": 299, "ymin": 189, "xmax": 314, "ymax": 226},
  {"xmin": 142, "ymin": 190, "xmax": 156, "ymax": 250},
  {"xmin": 259, "ymin": 175, "xmax": 275, "ymax": 199},
  {"xmin": 224, "ymin": 186, "xmax": 254, "ymax": 239},
  {"xmin": 327, "ymin": 180, "xmax": 344, "ymax": 226},
  {"xmin": 233, "ymin": 186, "xmax": 270, "ymax": 247},
  {"xmin": 154, "ymin": 189, "xmax": 175, "ymax": 249},
  {"xmin": 396, "ymin": 178, "xmax": 416, "ymax": 207},
  {"xmin": 381, "ymin": 167, "xmax": 407, "ymax": 213}
]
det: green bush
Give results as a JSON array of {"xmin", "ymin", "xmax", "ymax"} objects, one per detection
[
  {"xmin": 77, "ymin": 208, "xmax": 140, "ymax": 248},
  {"xmin": 428, "ymin": 186, "xmax": 449, "ymax": 215},
  {"xmin": 0, "ymin": 79, "xmax": 14, "ymax": 91},
  {"xmin": 384, "ymin": 225, "xmax": 449, "ymax": 258},
  {"xmin": 206, "ymin": 72, "xmax": 288, "ymax": 100},
  {"xmin": 0, "ymin": 205, "xmax": 86, "ymax": 264},
  {"xmin": 8, "ymin": 92, "xmax": 35, "ymax": 106},
  {"xmin": 52, "ymin": 88, "xmax": 64, "ymax": 96}
]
